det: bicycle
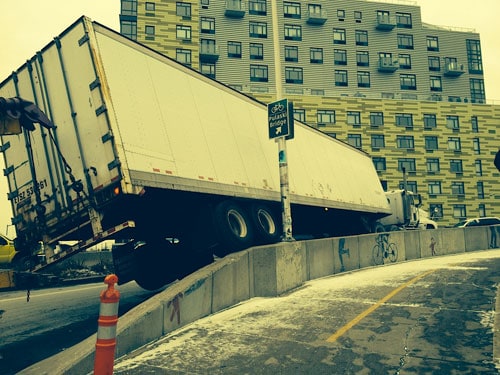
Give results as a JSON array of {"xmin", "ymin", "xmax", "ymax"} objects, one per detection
[{"xmin": 372, "ymin": 233, "xmax": 398, "ymax": 265}]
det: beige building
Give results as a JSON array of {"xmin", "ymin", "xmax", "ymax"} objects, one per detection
[{"xmin": 119, "ymin": 0, "xmax": 499, "ymax": 226}]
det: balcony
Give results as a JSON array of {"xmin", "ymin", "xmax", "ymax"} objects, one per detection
[
  {"xmin": 444, "ymin": 62, "xmax": 465, "ymax": 77},
  {"xmin": 225, "ymin": 0, "xmax": 246, "ymax": 18},
  {"xmin": 376, "ymin": 14, "xmax": 396, "ymax": 30},
  {"xmin": 200, "ymin": 44, "xmax": 220, "ymax": 62},
  {"xmin": 306, "ymin": 8, "xmax": 327, "ymax": 25},
  {"xmin": 378, "ymin": 57, "xmax": 399, "ymax": 72}
]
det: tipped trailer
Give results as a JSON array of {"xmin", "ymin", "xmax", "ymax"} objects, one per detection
[{"xmin": 0, "ymin": 17, "xmax": 390, "ymax": 290}]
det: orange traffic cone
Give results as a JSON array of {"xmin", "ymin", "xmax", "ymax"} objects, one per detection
[{"xmin": 94, "ymin": 274, "xmax": 120, "ymax": 375}]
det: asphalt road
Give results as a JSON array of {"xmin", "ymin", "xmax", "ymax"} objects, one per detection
[
  {"xmin": 113, "ymin": 250, "xmax": 500, "ymax": 374},
  {"xmin": 0, "ymin": 280, "xmax": 159, "ymax": 375}
]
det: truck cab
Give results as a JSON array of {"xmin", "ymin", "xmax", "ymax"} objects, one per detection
[
  {"xmin": 0, "ymin": 234, "xmax": 17, "ymax": 264},
  {"xmin": 378, "ymin": 189, "xmax": 436, "ymax": 231}
]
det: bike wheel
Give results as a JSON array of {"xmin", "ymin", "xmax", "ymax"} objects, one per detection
[
  {"xmin": 387, "ymin": 243, "xmax": 398, "ymax": 262},
  {"xmin": 372, "ymin": 244, "xmax": 384, "ymax": 265}
]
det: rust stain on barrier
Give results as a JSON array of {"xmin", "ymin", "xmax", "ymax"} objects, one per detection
[{"xmin": 326, "ymin": 269, "xmax": 436, "ymax": 343}]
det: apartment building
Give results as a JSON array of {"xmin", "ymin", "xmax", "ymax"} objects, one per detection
[{"xmin": 119, "ymin": 0, "xmax": 500, "ymax": 226}]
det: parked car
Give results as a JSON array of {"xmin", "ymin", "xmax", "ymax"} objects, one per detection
[
  {"xmin": 453, "ymin": 217, "xmax": 500, "ymax": 228},
  {"xmin": 0, "ymin": 233, "xmax": 17, "ymax": 264}
]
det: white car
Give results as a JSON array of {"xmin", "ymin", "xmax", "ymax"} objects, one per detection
[{"xmin": 453, "ymin": 217, "xmax": 500, "ymax": 228}]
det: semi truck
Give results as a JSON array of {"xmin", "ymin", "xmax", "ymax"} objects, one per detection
[{"xmin": 0, "ymin": 17, "xmax": 395, "ymax": 290}]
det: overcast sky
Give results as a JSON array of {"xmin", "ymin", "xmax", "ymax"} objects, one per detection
[{"xmin": 0, "ymin": 0, "xmax": 499, "ymax": 236}]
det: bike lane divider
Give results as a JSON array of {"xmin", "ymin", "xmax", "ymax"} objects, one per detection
[{"xmin": 326, "ymin": 269, "xmax": 437, "ymax": 343}]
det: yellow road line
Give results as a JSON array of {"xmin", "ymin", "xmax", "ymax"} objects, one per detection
[{"xmin": 326, "ymin": 269, "xmax": 436, "ymax": 343}]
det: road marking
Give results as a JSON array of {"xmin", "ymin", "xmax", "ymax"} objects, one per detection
[{"xmin": 326, "ymin": 269, "xmax": 436, "ymax": 343}]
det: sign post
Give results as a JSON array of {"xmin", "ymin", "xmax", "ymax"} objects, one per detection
[{"xmin": 268, "ymin": 99, "xmax": 294, "ymax": 242}]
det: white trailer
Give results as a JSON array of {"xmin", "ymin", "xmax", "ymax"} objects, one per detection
[{"xmin": 0, "ymin": 17, "xmax": 390, "ymax": 289}]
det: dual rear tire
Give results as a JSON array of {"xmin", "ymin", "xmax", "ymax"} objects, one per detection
[{"xmin": 213, "ymin": 200, "xmax": 280, "ymax": 256}]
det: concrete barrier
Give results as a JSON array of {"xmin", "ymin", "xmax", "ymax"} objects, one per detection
[{"xmin": 19, "ymin": 225, "xmax": 500, "ymax": 374}]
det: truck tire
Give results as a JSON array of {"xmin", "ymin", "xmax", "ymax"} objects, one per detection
[
  {"xmin": 213, "ymin": 200, "xmax": 254, "ymax": 254},
  {"xmin": 250, "ymin": 204, "xmax": 280, "ymax": 245},
  {"xmin": 372, "ymin": 222, "xmax": 386, "ymax": 233},
  {"xmin": 134, "ymin": 240, "xmax": 176, "ymax": 290}
]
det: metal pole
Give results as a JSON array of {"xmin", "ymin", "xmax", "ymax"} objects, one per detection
[{"xmin": 271, "ymin": 0, "xmax": 293, "ymax": 241}]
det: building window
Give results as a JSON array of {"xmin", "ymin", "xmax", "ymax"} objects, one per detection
[
  {"xmin": 176, "ymin": 48, "xmax": 192, "ymax": 66},
  {"xmin": 285, "ymin": 46, "xmax": 299, "ymax": 62},
  {"xmin": 250, "ymin": 43, "xmax": 263, "ymax": 60},
  {"xmin": 284, "ymin": 24, "xmax": 302, "ymax": 41},
  {"xmin": 473, "ymin": 138, "xmax": 480, "ymax": 154},
  {"xmin": 428, "ymin": 181, "xmax": 442, "ymax": 195},
  {"xmin": 477, "ymin": 182, "xmax": 485, "ymax": 199},
  {"xmin": 334, "ymin": 49, "xmax": 347, "ymax": 65},
  {"xmin": 446, "ymin": 115, "xmax": 460, "ymax": 131},
  {"xmin": 317, "ymin": 110, "xmax": 335, "ymax": 125},
  {"xmin": 249, "ymin": 0, "xmax": 266, "ymax": 15},
  {"xmin": 426, "ymin": 36, "xmax": 439, "ymax": 51},
  {"xmin": 355, "ymin": 30, "xmax": 368, "ymax": 46},
  {"xmin": 200, "ymin": 62, "xmax": 215, "ymax": 79},
  {"xmin": 450, "ymin": 159, "xmax": 463, "ymax": 173},
  {"xmin": 400, "ymin": 181, "xmax": 417, "ymax": 194},
  {"xmin": 250, "ymin": 64, "xmax": 268, "ymax": 82},
  {"xmin": 347, "ymin": 134, "xmax": 362, "ymax": 149},
  {"xmin": 371, "ymin": 134, "xmax": 385, "ymax": 148},
  {"xmin": 121, "ymin": 20, "xmax": 137, "ymax": 40},
  {"xmin": 466, "ymin": 39, "xmax": 483, "ymax": 74},
  {"xmin": 397, "ymin": 136, "xmax": 415, "ymax": 149},
  {"xmin": 453, "ymin": 205, "xmax": 466, "ymax": 219},
  {"xmin": 311, "ymin": 89, "xmax": 324, "ymax": 96},
  {"xmin": 479, "ymin": 203, "xmax": 486, "ymax": 217},
  {"xmin": 354, "ymin": 11, "xmax": 362, "ymax": 21},
  {"xmin": 357, "ymin": 51, "xmax": 369, "ymax": 67},
  {"xmin": 425, "ymin": 136, "xmax": 438, "ymax": 151},
  {"xmin": 399, "ymin": 54, "xmax": 411, "ymax": 69},
  {"xmin": 201, "ymin": 17, "xmax": 215, "ymax": 34},
  {"xmin": 398, "ymin": 158, "xmax": 416, "ymax": 173},
  {"xmin": 285, "ymin": 67, "xmax": 303, "ymax": 84},
  {"xmin": 448, "ymin": 137, "xmax": 461, "ymax": 152},
  {"xmin": 427, "ymin": 158, "xmax": 440, "ymax": 173},
  {"xmin": 370, "ymin": 112, "xmax": 384, "ymax": 127},
  {"xmin": 451, "ymin": 182, "xmax": 465, "ymax": 195},
  {"xmin": 145, "ymin": 25, "xmax": 155, "ymax": 39},
  {"xmin": 395, "ymin": 113, "xmax": 413, "ymax": 127},
  {"xmin": 310, "ymin": 48, "xmax": 323, "ymax": 64},
  {"xmin": 397, "ymin": 34, "xmax": 414, "ymax": 49},
  {"xmin": 373, "ymin": 157, "xmax": 386, "ymax": 172},
  {"xmin": 337, "ymin": 9, "xmax": 346, "ymax": 20},
  {"xmin": 430, "ymin": 204, "xmax": 443, "ymax": 220},
  {"xmin": 145, "ymin": 2, "xmax": 155, "ymax": 14},
  {"xmin": 284, "ymin": 1, "xmax": 301, "ymax": 18},
  {"xmin": 475, "ymin": 160, "xmax": 483, "ymax": 176},
  {"xmin": 228, "ymin": 41, "xmax": 242, "ymax": 58},
  {"xmin": 291, "ymin": 108, "xmax": 305, "ymax": 122},
  {"xmin": 430, "ymin": 76, "xmax": 442, "ymax": 92},
  {"xmin": 176, "ymin": 2, "xmax": 191, "ymax": 18},
  {"xmin": 249, "ymin": 21, "xmax": 267, "ymax": 38},
  {"xmin": 335, "ymin": 70, "xmax": 348, "ymax": 86},
  {"xmin": 176, "ymin": 25, "xmax": 191, "ymax": 40},
  {"xmin": 400, "ymin": 74, "xmax": 416, "ymax": 90},
  {"xmin": 121, "ymin": 0, "xmax": 137, "ymax": 16},
  {"xmin": 470, "ymin": 78, "xmax": 485, "ymax": 103},
  {"xmin": 347, "ymin": 111, "xmax": 361, "ymax": 126},
  {"xmin": 423, "ymin": 114, "xmax": 437, "ymax": 129},
  {"xmin": 357, "ymin": 71, "xmax": 370, "ymax": 88},
  {"xmin": 428, "ymin": 56, "xmax": 440, "ymax": 71},
  {"xmin": 201, "ymin": 0, "xmax": 209, "ymax": 6},
  {"xmin": 396, "ymin": 12, "xmax": 412, "ymax": 28},
  {"xmin": 471, "ymin": 116, "xmax": 479, "ymax": 133},
  {"xmin": 333, "ymin": 28, "xmax": 346, "ymax": 44}
]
